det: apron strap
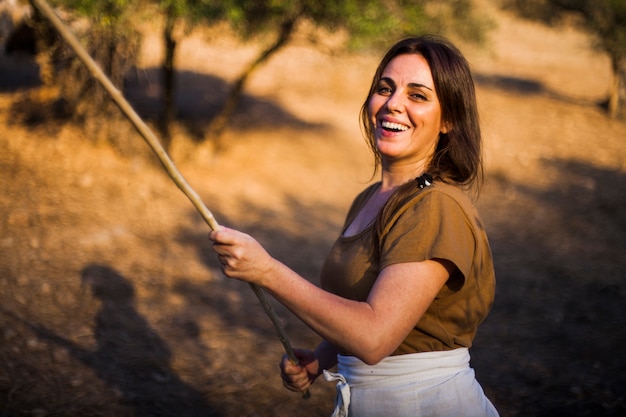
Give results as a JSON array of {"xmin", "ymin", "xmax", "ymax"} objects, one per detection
[{"xmin": 323, "ymin": 369, "xmax": 351, "ymax": 417}]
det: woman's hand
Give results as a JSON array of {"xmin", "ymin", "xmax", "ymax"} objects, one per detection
[
  {"xmin": 279, "ymin": 348, "xmax": 320, "ymax": 393},
  {"xmin": 208, "ymin": 227, "xmax": 276, "ymax": 286}
]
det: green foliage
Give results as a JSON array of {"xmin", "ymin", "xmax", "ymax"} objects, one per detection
[
  {"xmin": 152, "ymin": 0, "xmax": 226, "ymax": 25},
  {"xmin": 46, "ymin": 0, "xmax": 141, "ymax": 51},
  {"xmin": 50, "ymin": 0, "xmax": 135, "ymax": 22},
  {"xmin": 47, "ymin": 0, "xmax": 492, "ymax": 52},
  {"xmin": 219, "ymin": 0, "xmax": 492, "ymax": 51}
]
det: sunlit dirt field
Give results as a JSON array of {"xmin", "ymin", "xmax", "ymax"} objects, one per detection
[{"xmin": 1, "ymin": 4, "xmax": 625, "ymax": 416}]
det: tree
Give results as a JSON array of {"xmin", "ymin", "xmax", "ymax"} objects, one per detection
[
  {"xmin": 502, "ymin": 0, "xmax": 626, "ymax": 118},
  {"xmin": 149, "ymin": 0, "xmax": 226, "ymax": 147},
  {"xmin": 207, "ymin": 0, "xmax": 493, "ymax": 141},
  {"xmin": 28, "ymin": 0, "xmax": 141, "ymax": 123}
]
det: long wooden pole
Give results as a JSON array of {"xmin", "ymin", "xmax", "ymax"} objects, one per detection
[{"xmin": 30, "ymin": 0, "xmax": 309, "ymax": 398}]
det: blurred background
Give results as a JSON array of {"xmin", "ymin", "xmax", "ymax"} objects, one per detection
[{"xmin": 1, "ymin": 0, "xmax": 625, "ymax": 416}]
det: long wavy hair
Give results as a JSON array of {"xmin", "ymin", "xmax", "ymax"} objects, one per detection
[{"xmin": 360, "ymin": 35, "xmax": 483, "ymax": 239}]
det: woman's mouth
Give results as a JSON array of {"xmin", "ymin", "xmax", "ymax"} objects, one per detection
[{"xmin": 381, "ymin": 120, "xmax": 409, "ymax": 132}]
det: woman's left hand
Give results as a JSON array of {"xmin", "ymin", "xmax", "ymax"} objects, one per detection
[{"xmin": 208, "ymin": 227, "xmax": 276, "ymax": 286}]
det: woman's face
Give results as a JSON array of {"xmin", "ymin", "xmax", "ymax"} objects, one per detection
[{"xmin": 368, "ymin": 53, "xmax": 447, "ymax": 168}]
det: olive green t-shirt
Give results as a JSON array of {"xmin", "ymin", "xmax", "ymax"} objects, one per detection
[{"xmin": 320, "ymin": 181, "xmax": 495, "ymax": 354}]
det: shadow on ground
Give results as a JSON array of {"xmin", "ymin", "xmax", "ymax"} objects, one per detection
[
  {"xmin": 474, "ymin": 72, "xmax": 608, "ymax": 108},
  {"xmin": 472, "ymin": 158, "xmax": 626, "ymax": 416},
  {"xmin": 1, "ymin": 55, "xmax": 328, "ymax": 141},
  {"xmin": 125, "ymin": 67, "xmax": 328, "ymax": 141},
  {"xmin": 1, "ymin": 264, "xmax": 222, "ymax": 417}
]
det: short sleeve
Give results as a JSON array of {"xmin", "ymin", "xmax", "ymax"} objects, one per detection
[{"xmin": 378, "ymin": 189, "xmax": 475, "ymax": 284}]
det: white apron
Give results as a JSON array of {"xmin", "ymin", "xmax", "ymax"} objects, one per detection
[{"xmin": 323, "ymin": 348, "xmax": 499, "ymax": 417}]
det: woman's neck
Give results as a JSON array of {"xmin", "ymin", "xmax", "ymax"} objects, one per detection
[{"xmin": 380, "ymin": 160, "xmax": 430, "ymax": 192}]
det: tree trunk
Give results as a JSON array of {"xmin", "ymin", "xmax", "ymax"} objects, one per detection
[
  {"xmin": 209, "ymin": 15, "xmax": 299, "ymax": 146},
  {"xmin": 607, "ymin": 55, "xmax": 622, "ymax": 119},
  {"xmin": 28, "ymin": 0, "xmax": 57, "ymax": 87},
  {"xmin": 160, "ymin": 10, "xmax": 177, "ymax": 150}
]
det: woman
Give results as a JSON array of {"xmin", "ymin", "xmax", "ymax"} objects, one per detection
[{"xmin": 209, "ymin": 35, "xmax": 499, "ymax": 417}]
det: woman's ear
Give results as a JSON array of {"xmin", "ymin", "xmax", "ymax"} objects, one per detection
[{"xmin": 441, "ymin": 121, "xmax": 452, "ymax": 134}]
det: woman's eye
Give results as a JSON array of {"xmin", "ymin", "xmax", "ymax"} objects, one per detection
[
  {"xmin": 411, "ymin": 92, "xmax": 427, "ymax": 101},
  {"xmin": 376, "ymin": 87, "xmax": 392, "ymax": 95}
]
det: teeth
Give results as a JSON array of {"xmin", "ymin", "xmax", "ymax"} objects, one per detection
[{"xmin": 381, "ymin": 121, "xmax": 409, "ymax": 131}]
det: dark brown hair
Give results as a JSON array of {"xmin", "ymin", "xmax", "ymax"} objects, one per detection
[{"xmin": 360, "ymin": 35, "xmax": 483, "ymax": 241}]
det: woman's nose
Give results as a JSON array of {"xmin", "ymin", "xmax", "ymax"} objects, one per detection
[{"xmin": 386, "ymin": 92, "xmax": 404, "ymax": 113}]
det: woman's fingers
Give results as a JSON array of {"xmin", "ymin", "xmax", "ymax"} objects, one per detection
[
  {"xmin": 279, "ymin": 351, "xmax": 318, "ymax": 392},
  {"xmin": 281, "ymin": 365, "xmax": 310, "ymax": 392},
  {"xmin": 207, "ymin": 227, "xmax": 276, "ymax": 286}
]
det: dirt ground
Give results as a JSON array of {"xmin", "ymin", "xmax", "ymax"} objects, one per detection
[{"xmin": 1, "ymin": 4, "xmax": 625, "ymax": 417}]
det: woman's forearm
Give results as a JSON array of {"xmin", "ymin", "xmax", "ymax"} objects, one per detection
[{"xmin": 262, "ymin": 258, "xmax": 382, "ymax": 362}]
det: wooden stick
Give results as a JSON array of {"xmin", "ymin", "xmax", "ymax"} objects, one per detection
[{"xmin": 30, "ymin": 0, "xmax": 309, "ymax": 399}]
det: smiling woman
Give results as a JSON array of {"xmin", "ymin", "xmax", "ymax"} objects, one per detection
[
  {"xmin": 208, "ymin": 35, "xmax": 498, "ymax": 417},
  {"xmin": 367, "ymin": 53, "xmax": 446, "ymax": 173}
]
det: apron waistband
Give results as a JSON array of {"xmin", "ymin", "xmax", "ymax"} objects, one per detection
[{"xmin": 324, "ymin": 348, "xmax": 471, "ymax": 417}]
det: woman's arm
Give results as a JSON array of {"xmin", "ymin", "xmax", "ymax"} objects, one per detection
[{"xmin": 209, "ymin": 227, "xmax": 450, "ymax": 365}]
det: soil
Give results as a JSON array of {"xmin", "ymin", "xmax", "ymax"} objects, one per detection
[{"xmin": 1, "ymin": 4, "xmax": 625, "ymax": 417}]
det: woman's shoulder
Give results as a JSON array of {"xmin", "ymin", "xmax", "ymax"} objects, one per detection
[
  {"xmin": 407, "ymin": 179, "xmax": 473, "ymax": 204},
  {"xmin": 428, "ymin": 181, "xmax": 473, "ymax": 204},
  {"xmin": 400, "ymin": 181, "xmax": 477, "ymax": 219}
]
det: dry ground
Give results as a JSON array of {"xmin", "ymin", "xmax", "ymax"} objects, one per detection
[{"xmin": 1, "ymin": 4, "xmax": 625, "ymax": 417}]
